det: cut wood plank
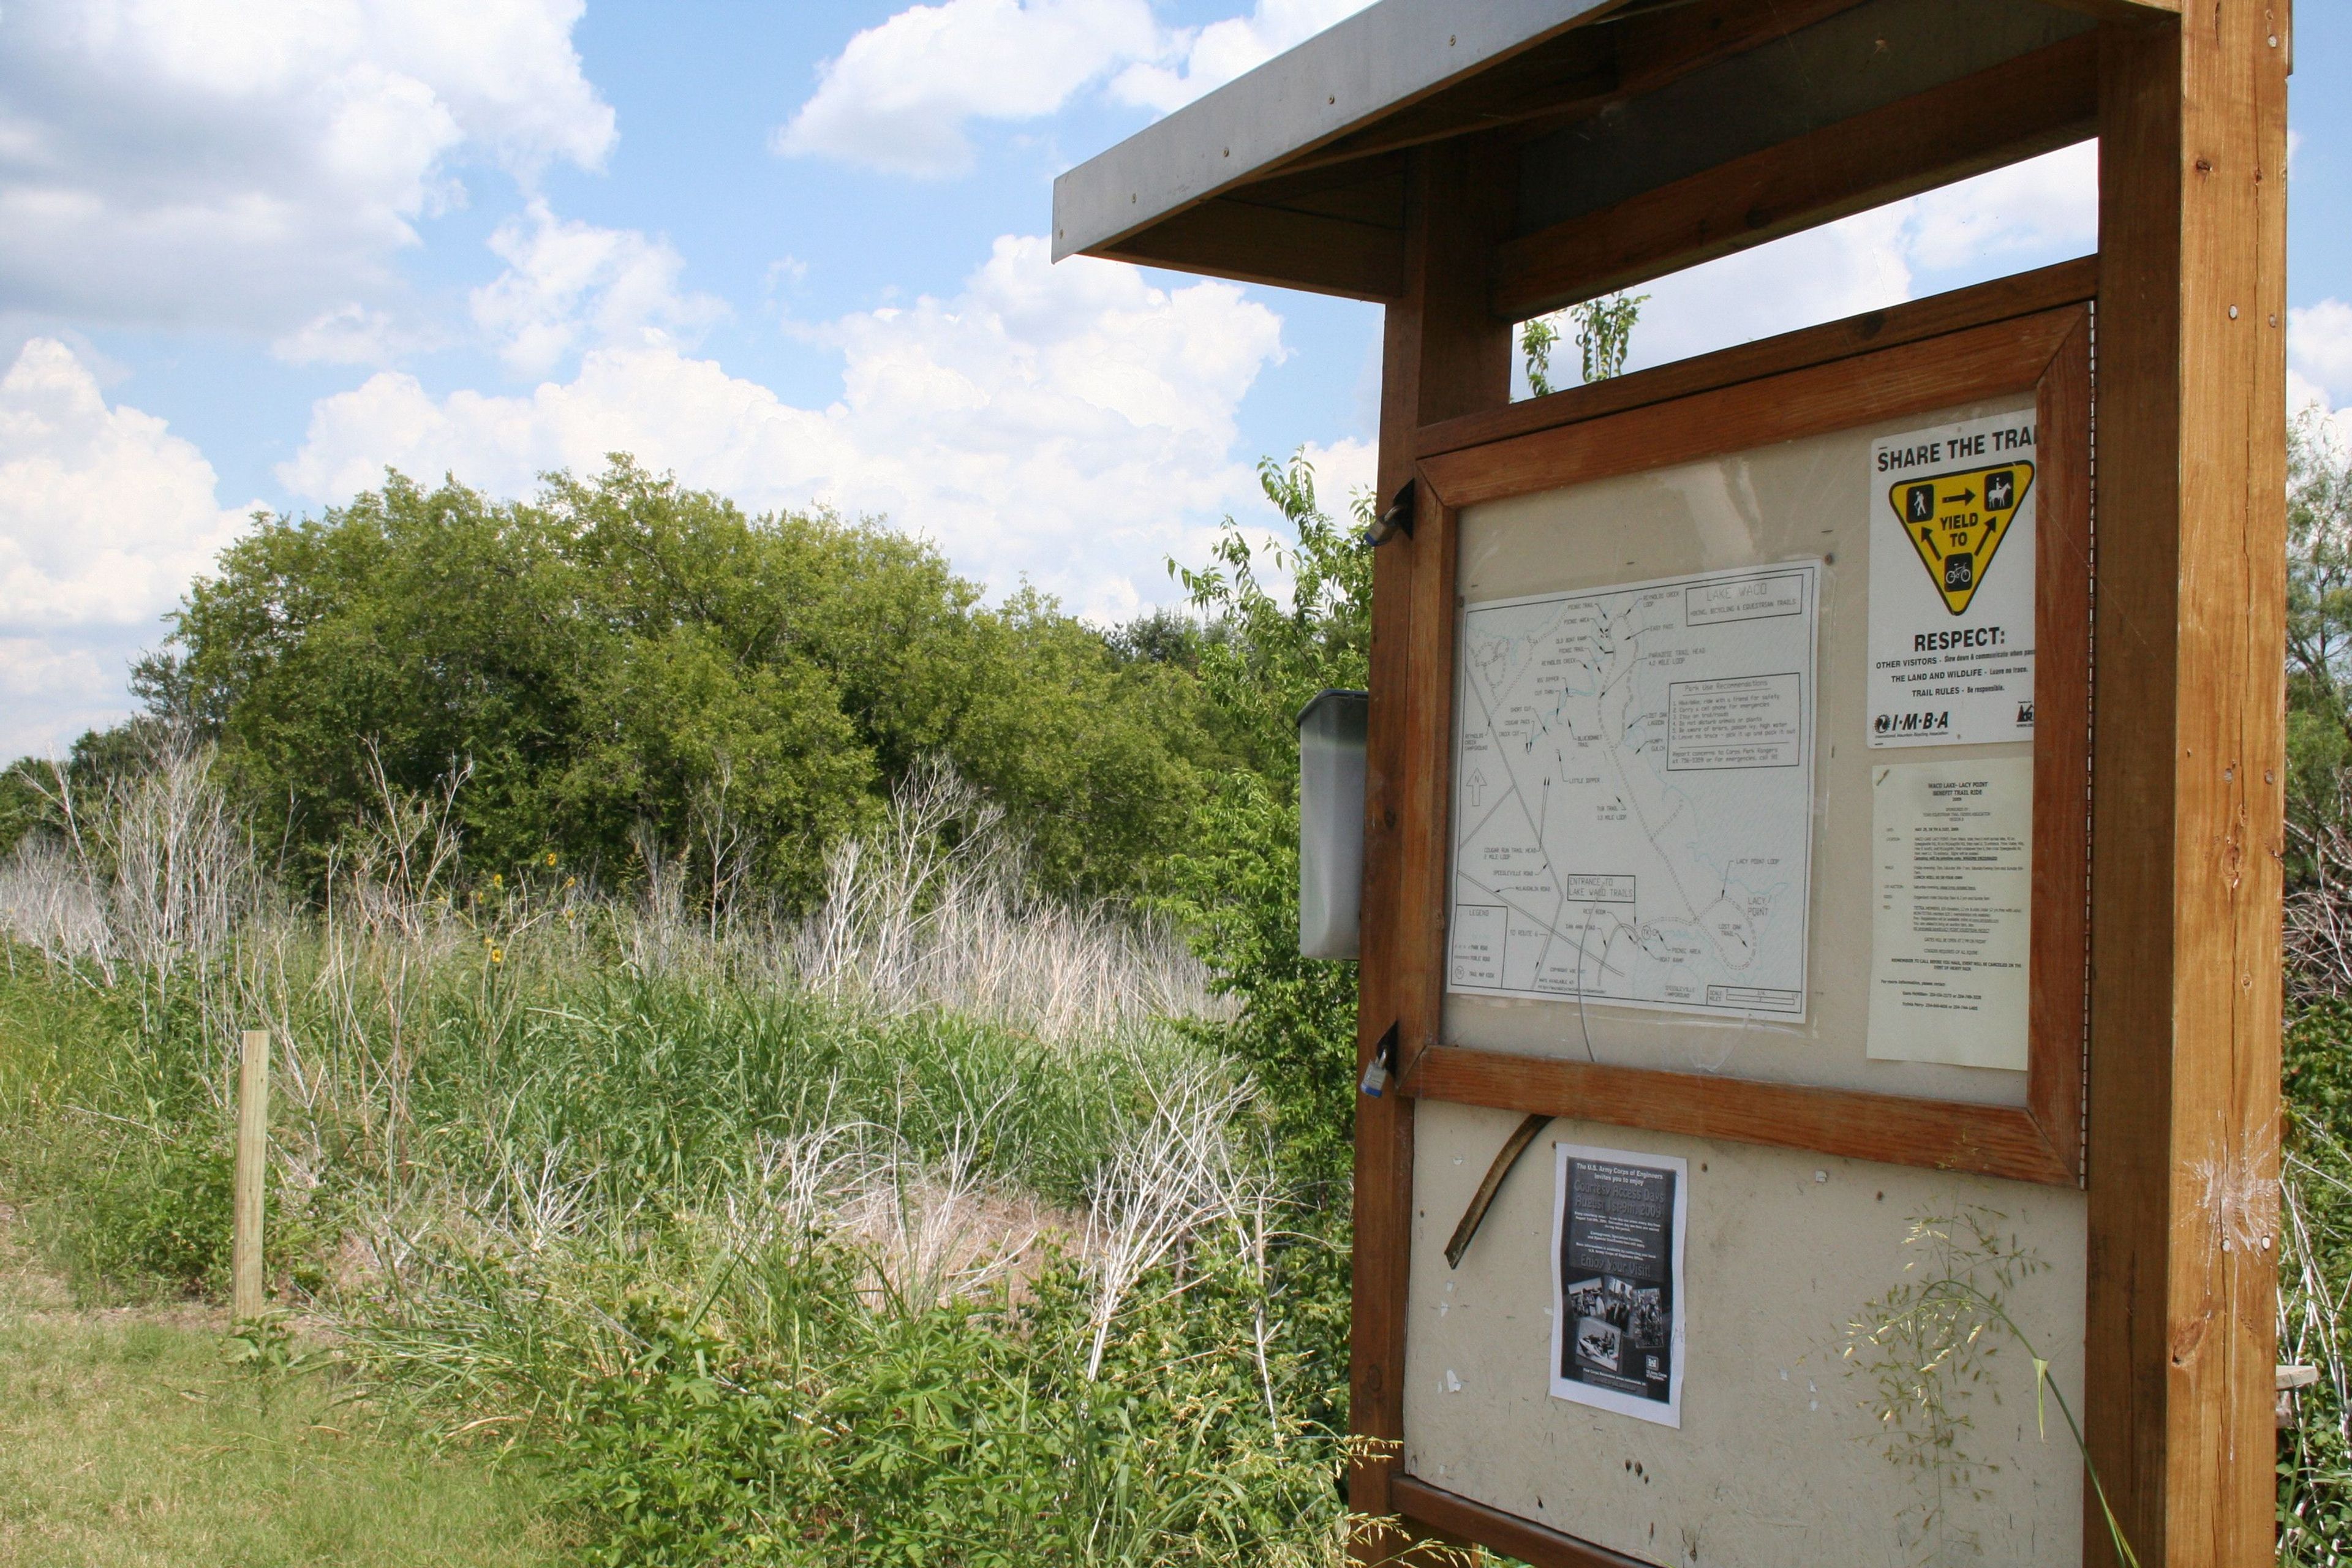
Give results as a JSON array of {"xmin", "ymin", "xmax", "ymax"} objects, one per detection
[
  {"xmin": 1266, "ymin": 0, "xmax": 1868, "ymax": 179},
  {"xmin": 1417, "ymin": 257, "xmax": 2098, "ymax": 459},
  {"xmin": 1349, "ymin": 139, "xmax": 1514, "ymax": 1561},
  {"xmin": 1419, "ymin": 307, "xmax": 2084, "ymax": 510},
  {"xmin": 2030, "ymin": 309, "xmax": 2095, "ymax": 1186},
  {"xmin": 1100, "ymin": 197, "xmax": 1404, "ymax": 301},
  {"xmin": 1493, "ymin": 32, "xmax": 2099, "ymax": 319},
  {"xmin": 1406, "ymin": 1046, "xmax": 2076, "ymax": 1186},
  {"xmin": 2084, "ymin": 4, "xmax": 2290, "ymax": 1562}
]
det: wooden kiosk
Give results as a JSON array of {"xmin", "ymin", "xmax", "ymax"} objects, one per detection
[{"xmin": 1054, "ymin": 2, "xmax": 2288, "ymax": 1562}]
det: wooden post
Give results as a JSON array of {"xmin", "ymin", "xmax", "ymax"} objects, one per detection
[
  {"xmin": 232, "ymin": 1028, "xmax": 270, "ymax": 1320},
  {"xmin": 1349, "ymin": 135, "xmax": 1513, "ymax": 1556},
  {"xmin": 2086, "ymin": 3, "xmax": 2290, "ymax": 1564}
]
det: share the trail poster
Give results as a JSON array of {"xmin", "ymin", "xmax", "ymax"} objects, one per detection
[{"xmin": 1866, "ymin": 408, "xmax": 2038, "ymax": 748}]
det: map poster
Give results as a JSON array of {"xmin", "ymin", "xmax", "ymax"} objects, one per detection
[
  {"xmin": 1449, "ymin": 562, "xmax": 1819, "ymax": 1022},
  {"xmin": 1866, "ymin": 758, "xmax": 2033, "ymax": 1071},
  {"xmin": 1866, "ymin": 408, "xmax": 2038, "ymax": 747},
  {"xmin": 1551, "ymin": 1143, "xmax": 1686, "ymax": 1428}
]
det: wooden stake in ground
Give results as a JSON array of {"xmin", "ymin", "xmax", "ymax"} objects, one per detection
[{"xmin": 232, "ymin": 1028, "xmax": 270, "ymax": 1320}]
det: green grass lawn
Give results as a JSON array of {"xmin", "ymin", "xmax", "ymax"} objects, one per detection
[{"xmin": 0, "ymin": 1251, "xmax": 564, "ymax": 1568}]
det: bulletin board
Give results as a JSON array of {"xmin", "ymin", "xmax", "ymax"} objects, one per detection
[{"xmin": 1379, "ymin": 300, "xmax": 2096, "ymax": 1567}]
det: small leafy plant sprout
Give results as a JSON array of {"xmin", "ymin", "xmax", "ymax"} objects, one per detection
[
  {"xmin": 222, "ymin": 1309, "xmax": 320, "ymax": 1412},
  {"xmin": 1842, "ymin": 1205, "xmax": 2138, "ymax": 1568}
]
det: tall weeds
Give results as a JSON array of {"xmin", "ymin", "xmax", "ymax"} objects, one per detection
[{"xmin": 0, "ymin": 750, "xmax": 1349, "ymax": 1566}]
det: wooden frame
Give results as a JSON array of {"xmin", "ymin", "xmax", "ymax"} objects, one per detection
[
  {"xmin": 1351, "ymin": 243, "xmax": 2106, "ymax": 1564},
  {"xmin": 1398, "ymin": 296, "xmax": 2095, "ymax": 1190}
]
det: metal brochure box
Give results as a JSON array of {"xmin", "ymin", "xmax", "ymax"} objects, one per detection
[{"xmin": 1298, "ymin": 689, "xmax": 1370, "ymax": 960}]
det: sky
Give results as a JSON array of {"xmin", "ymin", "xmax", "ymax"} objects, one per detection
[{"xmin": 1, "ymin": 0, "xmax": 2346, "ymax": 761}]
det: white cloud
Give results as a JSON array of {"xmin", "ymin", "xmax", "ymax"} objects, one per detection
[
  {"xmin": 283, "ymin": 236, "xmax": 1289, "ymax": 619},
  {"xmin": 774, "ymin": 0, "xmax": 1161, "ymax": 177},
  {"xmin": 774, "ymin": 0, "xmax": 1372, "ymax": 175},
  {"xmin": 1297, "ymin": 437, "xmax": 1376, "ymax": 517},
  {"xmin": 0, "ymin": 0, "xmax": 614, "ymax": 335},
  {"xmin": 470, "ymin": 202, "xmax": 726, "ymax": 375},
  {"xmin": 0, "ymin": 338, "xmax": 260, "ymax": 756},
  {"xmin": 2291, "ymin": 300, "xmax": 2352, "ymax": 409},
  {"xmin": 273, "ymin": 303, "xmax": 434, "ymax": 367},
  {"xmin": 1109, "ymin": 0, "xmax": 1371, "ymax": 114},
  {"xmin": 1905, "ymin": 140, "xmax": 2098, "ymax": 275}
]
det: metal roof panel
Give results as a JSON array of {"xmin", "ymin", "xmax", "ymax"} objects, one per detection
[{"xmin": 1050, "ymin": 0, "xmax": 1620, "ymax": 262}]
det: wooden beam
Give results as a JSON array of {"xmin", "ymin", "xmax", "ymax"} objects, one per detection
[
  {"xmin": 1101, "ymin": 197, "xmax": 1404, "ymax": 301},
  {"xmin": 1419, "ymin": 305, "xmax": 2083, "ymax": 511},
  {"xmin": 2044, "ymin": 0, "xmax": 2181, "ymax": 17},
  {"xmin": 1493, "ymin": 31, "xmax": 2100, "ymax": 320},
  {"xmin": 1349, "ymin": 136, "xmax": 1513, "ymax": 1558},
  {"xmin": 2083, "ymin": 3, "xmax": 2289, "ymax": 1564},
  {"xmin": 1265, "ymin": 0, "xmax": 1869, "ymax": 179},
  {"xmin": 1406, "ymin": 1047, "xmax": 2076, "ymax": 1186},
  {"xmin": 1417, "ymin": 257, "xmax": 2098, "ymax": 459}
]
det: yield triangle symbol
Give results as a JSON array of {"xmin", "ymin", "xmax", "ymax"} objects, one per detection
[{"xmin": 1889, "ymin": 459, "xmax": 2034, "ymax": 615}]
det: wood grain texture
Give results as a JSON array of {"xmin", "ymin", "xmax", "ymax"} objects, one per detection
[
  {"xmin": 1099, "ymin": 197, "xmax": 1404, "ymax": 302},
  {"xmin": 1349, "ymin": 138, "xmax": 1514, "ymax": 1556},
  {"xmin": 1492, "ymin": 33, "xmax": 2100, "ymax": 318},
  {"xmin": 1393, "ymin": 1477, "xmax": 1657, "ymax": 1568},
  {"xmin": 1417, "ymin": 258, "xmax": 2098, "ymax": 461},
  {"xmin": 232, "ymin": 1028, "xmax": 270, "ymax": 1320},
  {"xmin": 1268, "ymin": 0, "xmax": 1867, "ymax": 179},
  {"xmin": 2032, "ymin": 311, "xmax": 2096, "ymax": 1185},
  {"xmin": 2085, "ymin": 6, "xmax": 2289, "ymax": 1564},
  {"xmin": 1419, "ymin": 306, "xmax": 2083, "ymax": 511},
  {"xmin": 1406, "ymin": 1046, "xmax": 2076, "ymax": 1186}
]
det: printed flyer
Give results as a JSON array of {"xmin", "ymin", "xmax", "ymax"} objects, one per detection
[
  {"xmin": 1550, "ymin": 1143, "xmax": 1687, "ymax": 1427},
  {"xmin": 1866, "ymin": 408, "xmax": 2038, "ymax": 747}
]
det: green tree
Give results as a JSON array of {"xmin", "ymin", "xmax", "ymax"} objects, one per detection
[
  {"xmin": 1161, "ymin": 452, "xmax": 1374, "ymax": 1188},
  {"xmin": 1520, "ymin": 290, "xmax": 1648, "ymax": 396},
  {"xmin": 160, "ymin": 458, "xmax": 1218, "ymax": 901},
  {"xmin": 2288, "ymin": 410, "xmax": 2352, "ymax": 866}
]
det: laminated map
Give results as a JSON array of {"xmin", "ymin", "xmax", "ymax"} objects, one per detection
[{"xmin": 1449, "ymin": 562, "xmax": 1819, "ymax": 1021}]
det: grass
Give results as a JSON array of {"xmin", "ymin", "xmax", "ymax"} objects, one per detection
[
  {"xmin": 0, "ymin": 1225, "xmax": 564, "ymax": 1568},
  {"xmin": 0, "ymin": 758, "xmax": 1363, "ymax": 1566}
]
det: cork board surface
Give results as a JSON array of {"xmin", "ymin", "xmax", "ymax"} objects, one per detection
[{"xmin": 1403, "ymin": 1102, "xmax": 2088, "ymax": 1567}]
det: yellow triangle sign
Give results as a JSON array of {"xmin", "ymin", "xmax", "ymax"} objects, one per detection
[{"xmin": 1888, "ymin": 460, "xmax": 2034, "ymax": 615}]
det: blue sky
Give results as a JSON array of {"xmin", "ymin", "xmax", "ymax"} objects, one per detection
[{"xmin": 1, "ymin": 0, "xmax": 2345, "ymax": 760}]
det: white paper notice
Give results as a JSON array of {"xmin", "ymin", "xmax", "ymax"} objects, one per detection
[
  {"xmin": 1551, "ymin": 1143, "xmax": 1686, "ymax": 1428},
  {"xmin": 1450, "ymin": 562, "xmax": 1817, "ymax": 1021},
  {"xmin": 1868, "ymin": 409, "xmax": 2038, "ymax": 747},
  {"xmin": 1866, "ymin": 758, "xmax": 2032, "ymax": 1070}
]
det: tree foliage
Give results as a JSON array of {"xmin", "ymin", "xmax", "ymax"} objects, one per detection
[
  {"xmin": 1159, "ymin": 453, "xmax": 1374, "ymax": 1189},
  {"xmin": 2288, "ymin": 412, "xmax": 2352, "ymax": 861},
  {"xmin": 141, "ymin": 459, "xmax": 1215, "ymax": 899}
]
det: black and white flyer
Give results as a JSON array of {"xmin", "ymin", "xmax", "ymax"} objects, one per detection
[{"xmin": 1551, "ymin": 1143, "xmax": 1687, "ymax": 1427}]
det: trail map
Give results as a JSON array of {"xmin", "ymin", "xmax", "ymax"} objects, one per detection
[{"xmin": 1449, "ymin": 562, "xmax": 1819, "ymax": 1021}]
